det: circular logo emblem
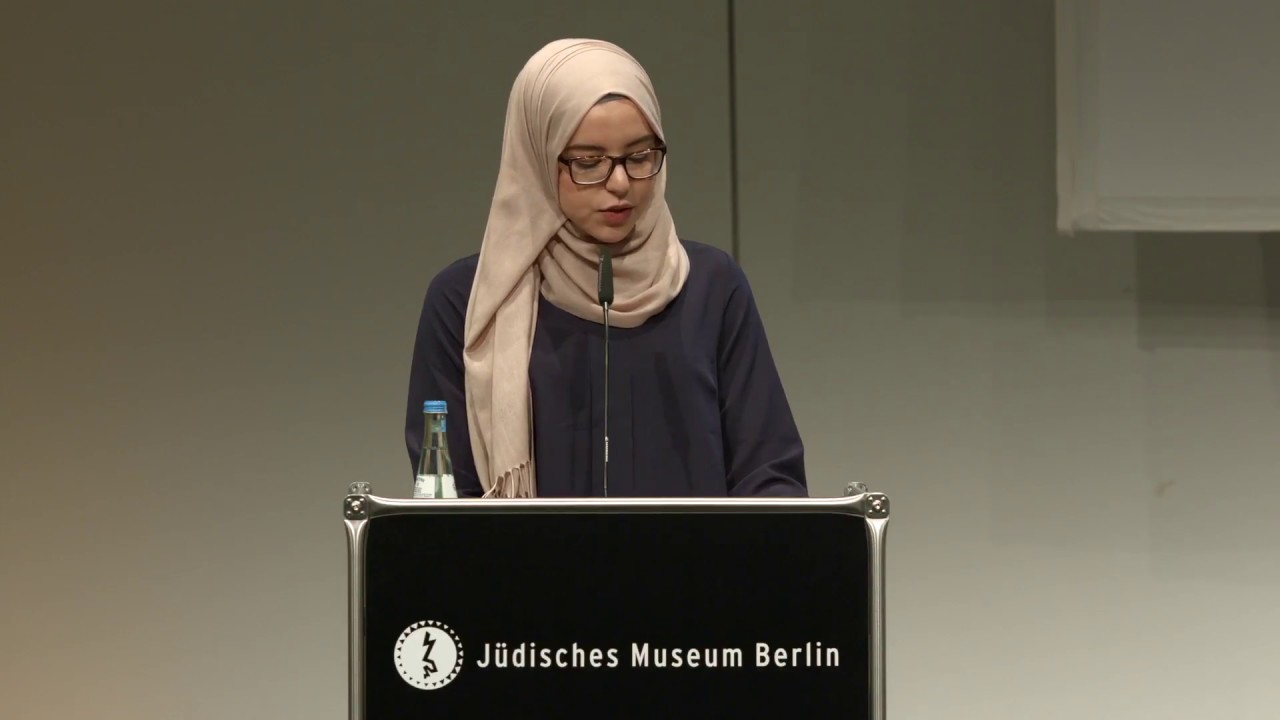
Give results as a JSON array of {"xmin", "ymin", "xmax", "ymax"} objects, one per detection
[{"xmin": 394, "ymin": 620, "xmax": 463, "ymax": 690}]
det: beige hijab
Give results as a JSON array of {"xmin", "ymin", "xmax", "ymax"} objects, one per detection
[{"xmin": 463, "ymin": 39, "xmax": 690, "ymax": 497}]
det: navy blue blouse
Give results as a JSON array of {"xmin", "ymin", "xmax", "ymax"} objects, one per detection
[{"xmin": 405, "ymin": 240, "xmax": 807, "ymax": 498}]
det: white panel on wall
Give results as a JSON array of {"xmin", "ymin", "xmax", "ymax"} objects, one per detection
[{"xmin": 1056, "ymin": 0, "xmax": 1280, "ymax": 232}]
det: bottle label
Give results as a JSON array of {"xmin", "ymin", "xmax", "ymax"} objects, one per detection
[
  {"xmin": 413, "ymin": 475, "xmax": 430, "ymax": 499},
  {"xmin": 414, "ymin": 474, "xmax": 458, "ymax": 499}
]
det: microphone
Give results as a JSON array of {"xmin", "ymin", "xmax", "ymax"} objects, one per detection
[
  {"xmin": 597, "ymin": 247, "xmax": 613, "ymax": 497},
  {"xmin": 597, "ymin": 246, "xmax": 614, "ymax": 306}
]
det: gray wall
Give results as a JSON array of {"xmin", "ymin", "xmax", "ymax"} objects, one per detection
[
  {"xmin": 2, "ymin": 1, "xmax": 1277, "ymax": 718},
  {"xmin": 737, "ymin": 1, "xmax": 1280, "ymax": 717}
]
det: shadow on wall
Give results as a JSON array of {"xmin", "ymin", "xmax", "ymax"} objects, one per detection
[{"xmin": 1134, "ymin": 233, "xmax": 1280, "ymax": 354}]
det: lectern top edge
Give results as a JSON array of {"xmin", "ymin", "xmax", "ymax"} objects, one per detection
[{"xmin": 341, "ymin": 482, "xmax": 890, "ymax": 523}]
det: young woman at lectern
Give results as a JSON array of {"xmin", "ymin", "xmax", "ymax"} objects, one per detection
[{"xmin": 405, "ymin": 38, "xmax": 806, "ymax": 499}]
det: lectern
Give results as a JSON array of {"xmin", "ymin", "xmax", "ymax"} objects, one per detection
[{"xmin": 343, "ymin": 483, "xmax": 889, "ymax": 718}]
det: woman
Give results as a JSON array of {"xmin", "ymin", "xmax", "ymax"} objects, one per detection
[{"xmin": 405, "ymin": 38, "xmax": 806, "ymax": 498}]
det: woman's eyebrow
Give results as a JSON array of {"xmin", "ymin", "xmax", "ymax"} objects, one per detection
[{"xmin": 564, "ymin": 134, "xmax": 658, "ymax": 154}]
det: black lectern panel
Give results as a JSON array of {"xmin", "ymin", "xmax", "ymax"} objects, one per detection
[{"xmin": 361, "ymin": 510, "xmax": 869, "ymax": 718}]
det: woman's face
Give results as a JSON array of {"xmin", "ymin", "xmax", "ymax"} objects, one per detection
[{"xmin": 557, "ymin": 97, "xmax": 662, "ymax": 244}]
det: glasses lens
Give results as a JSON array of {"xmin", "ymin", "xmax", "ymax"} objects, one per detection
[
  {"xmin": 571, "ymin": 159, "xmax": 610, "ymax": 184},
  {"xmin": 625, "ymin": 149, "xmax": 664, "ymax": 179}
]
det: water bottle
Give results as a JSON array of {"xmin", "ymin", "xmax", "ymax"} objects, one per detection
[{"xmin": 414, "ymin": 400, "xmax": 457, "ymax": 498}]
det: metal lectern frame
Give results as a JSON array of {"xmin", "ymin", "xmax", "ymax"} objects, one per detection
[{"xmin": 342, "ymin": 484, "xmax": 890, "ymax": 719}]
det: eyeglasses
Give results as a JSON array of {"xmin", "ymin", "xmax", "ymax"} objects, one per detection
[{"xmin": 558, "ymin": 146, "xmax": 667, "ymax": 185}]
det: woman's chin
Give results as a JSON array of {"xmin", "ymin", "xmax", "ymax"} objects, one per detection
[{"xmin": 588, "ymin": 223, "xmax": 633, "ymax": 244}]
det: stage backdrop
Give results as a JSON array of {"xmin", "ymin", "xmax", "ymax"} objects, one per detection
[{"xmin": 3, "ymin": 1, "xmax": 1279, "ymax": 719}]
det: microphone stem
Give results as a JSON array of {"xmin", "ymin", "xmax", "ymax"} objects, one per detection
[{"xmin": 602, "ymin": 302, "xmax": 610, "ymax": 497}]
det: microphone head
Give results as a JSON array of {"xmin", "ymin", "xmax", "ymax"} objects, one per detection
[{"xmin": 597, "ymin": 247, "xmax": 614, "ymax": 305}]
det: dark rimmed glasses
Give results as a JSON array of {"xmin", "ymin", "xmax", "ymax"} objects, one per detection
[{"xmin": 558, "ymin": 145, "xmax": 667, "ymax": 185}]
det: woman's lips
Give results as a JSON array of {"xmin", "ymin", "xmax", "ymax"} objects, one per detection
[{"xmin": 601, "ymin": 207, "xmax": 633, "ymax": 225}]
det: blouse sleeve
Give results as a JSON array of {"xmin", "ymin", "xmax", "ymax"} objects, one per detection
[
  {"xmin": 716, "ymin": 259, "xmax": 809, "ymax": 497},
  {"xmin": 405, "ymin": 261, "xmax": 485, "ymax": 498}
]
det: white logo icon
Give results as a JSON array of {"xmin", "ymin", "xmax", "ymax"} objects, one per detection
[{"xmin": 394, "ymin": 620, "xmax": 463, "ymax": 690}]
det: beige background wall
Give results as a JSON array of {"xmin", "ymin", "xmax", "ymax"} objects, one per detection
[
  {"xmin": 2, "ymin": 1, "xmax": 1277, "ymax": 718},
  {"xmin": 1, "ymin": 3, "xmax": 730, "ymax": 718}
]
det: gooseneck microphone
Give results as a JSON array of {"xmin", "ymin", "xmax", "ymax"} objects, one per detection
[{"xmin": 597, "ymin": 246, "xmax": 614, "ymax": 497}]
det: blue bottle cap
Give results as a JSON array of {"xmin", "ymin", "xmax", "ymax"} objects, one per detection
[{"xmin": 424, "ymin": 400, "xmax": 448, "ymax": 414}]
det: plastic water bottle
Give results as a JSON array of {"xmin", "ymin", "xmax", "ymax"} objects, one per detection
[{"xmin": 414, "ymin": 400, "xmax": 457, "ymax": 498}]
